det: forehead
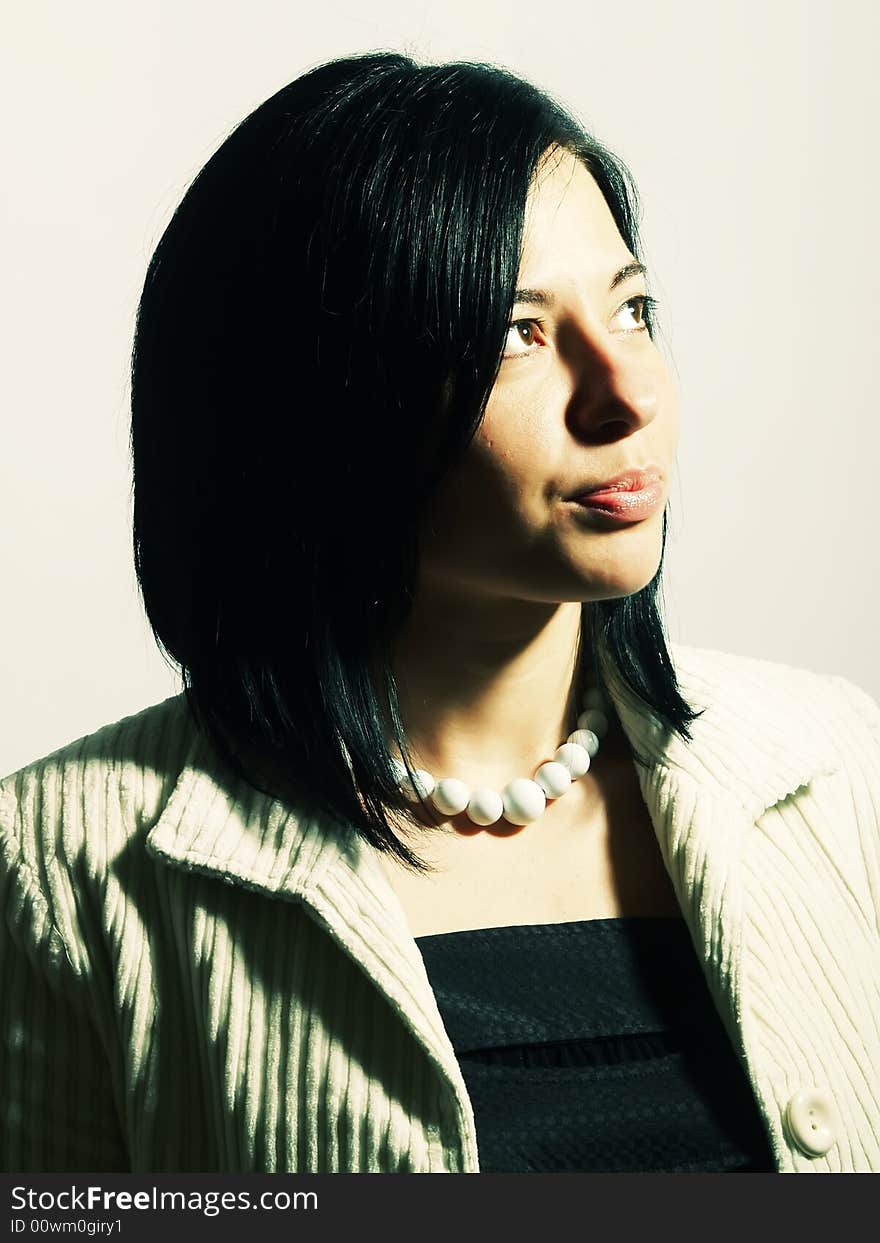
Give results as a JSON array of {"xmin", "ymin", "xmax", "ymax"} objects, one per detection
[{"xmin": 519, "ymin": 149, "xmax": 629, "ymax": 275}]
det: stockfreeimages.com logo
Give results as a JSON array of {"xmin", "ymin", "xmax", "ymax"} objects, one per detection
[{"xmin": 10, "ymin": 1185, "xmax": 317, "ymax": 1218}]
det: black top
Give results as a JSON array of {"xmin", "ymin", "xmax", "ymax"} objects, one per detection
[{"xmin": 415, "ymin": 915, "xmax": 777, "ymax": 1173}]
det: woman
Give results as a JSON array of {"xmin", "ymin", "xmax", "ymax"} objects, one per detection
[{"xmin": 1, "ymin": 51, "xmax": 879, "ymax": 1174}]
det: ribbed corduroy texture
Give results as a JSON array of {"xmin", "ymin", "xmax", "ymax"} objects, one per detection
[{"xmin": 1, "ymin": 643, "xmax": 879, "ymax": 1172}]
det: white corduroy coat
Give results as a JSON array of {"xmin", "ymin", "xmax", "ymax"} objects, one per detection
[{"xmin": 1, "ymin": 642, "xmax": 879, "ymax": 1173}]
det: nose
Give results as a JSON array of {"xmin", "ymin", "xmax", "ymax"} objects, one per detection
[{"xmin": 561, "ymin": 320, "xmax": 660, "ymax": 440}]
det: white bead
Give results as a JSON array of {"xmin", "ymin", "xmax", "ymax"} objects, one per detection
[
  {"xmin": 430, "ymin": 777, "xmax": 471, "ymax": 816},
  {"xmin": 467, "ymin": 787, "xmax": 504, "ymax": 826},
  {"xmin": 534, "ymin": 760, "xmax": 573, "ymax": 798},
  {"xmin": 554, "ymin": 741, "xmax": 591, "ymax": 778},
  {"xmin": 582, "ymin": 687, "xmax": 606, "ymax": 709},
  {"xmin": 568, "ymin": 728, "xmax": 602, "ymax": 756},
  {"xmin": 398, "ymin": 767, "xmax": 436, "ymax": 801},
  {"xmin": 572, "ymin": 725, "xmax": 600, "ymax": 757},
  {"xmin": 501, "ymin": 778, "xmax": 547, "ymax": 826},
  {"xmin": 577, "ymin": 708, "xmax": 608, "ymax": 737}
]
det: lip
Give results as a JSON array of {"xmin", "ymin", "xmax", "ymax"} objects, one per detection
[
  {"xmin": 567, "ymin": 477, "xmax": 664, "ymax": 524},
  {"xmin": 567, "ymin": 466, "xmax": 661, "ymax": 499}
]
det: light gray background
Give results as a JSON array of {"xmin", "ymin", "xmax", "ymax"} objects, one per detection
[{"xmin": 2, "ymin": 0, "xmax": 877, "ymax": 776}]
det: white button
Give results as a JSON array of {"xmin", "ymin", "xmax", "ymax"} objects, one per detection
[{"xmin": 783, "ymin": 1089, "xmax": 841, "ymax": 1156}]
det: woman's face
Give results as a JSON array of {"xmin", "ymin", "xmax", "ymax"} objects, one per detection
[{"xmin": 418, "ymin": 147, "xmax": 681, "ymax": 606}]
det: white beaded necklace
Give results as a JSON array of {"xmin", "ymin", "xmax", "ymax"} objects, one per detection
[{"xmin": 390, "ymin": 682, "xmax": 613, "ymax": 827}]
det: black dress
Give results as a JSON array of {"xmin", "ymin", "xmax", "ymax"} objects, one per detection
[{"xmin": 414, "ymin": 915, "xmax": 778, "ymax": 1173}]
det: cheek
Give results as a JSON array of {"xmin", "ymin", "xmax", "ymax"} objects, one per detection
[
  {"xmin": 419, "ymin": 446, "xmax": 505, "ymax": 540},
  {"xmin": 418, "ymin": 428, "xmax": 539, "ymax": 561},
  {"xmin": 476, "ymin": 405, "xmax": 554, "ymax": 490},
  {"xmin": 467, "ymin": 435, "xmax": 544, "ymax": 522},
  {"xmin": 453, "ymin": 443, "xmax": 528, "ymax": 518}
]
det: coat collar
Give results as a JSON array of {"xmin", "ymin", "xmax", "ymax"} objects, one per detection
[
  {"xmin": 600, "ymin": 640, "xmax": 840, "ymax": 821},
  {"xmin": 145, "ymin": 640, "xmax": 839, "ymax": 900},
  {"xmin": 144, "ymin": 640, "xmax": 844, "ymax": 923},
  {"xmin": 143, "ymin": 641, "xmax": 843, "ymax": 1172}
]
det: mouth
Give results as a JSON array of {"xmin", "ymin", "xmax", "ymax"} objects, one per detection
[
  {"xmin": 566, "ymin": 475, "xmax": 664, "ymax": 524},
  {"xmin": 566, "ymin": 465, "xmax": 661, "ymax": 501}
]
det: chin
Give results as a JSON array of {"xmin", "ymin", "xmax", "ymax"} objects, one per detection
[{"xmin": 571, "ymin": 553, "xmax": 663, "ymax": 601}]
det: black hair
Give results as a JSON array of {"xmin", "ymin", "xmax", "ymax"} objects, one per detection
[{"xmin": 130, "ymin": 49, "xmax": 704, "ymax": 875}]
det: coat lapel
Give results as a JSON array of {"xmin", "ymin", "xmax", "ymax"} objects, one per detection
[
  {"xmin": 601, "ymin": 642, "xmax": 842, "ymax": 1049},
  {"xmin": 144, "ymin": 713, "xmax": 481, "ymax": 1167},
  {"xmin": 145, "ymin": 641, "xmax": 844, "ymax": 1172}
]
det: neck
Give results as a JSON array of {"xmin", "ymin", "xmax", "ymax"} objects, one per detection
[{"xmin": 387, "ymin": 594, "xmax": 617, "ymax": 789}]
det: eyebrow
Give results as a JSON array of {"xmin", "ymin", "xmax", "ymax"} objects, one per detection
[{"xmin": 513, "ymin": 260, "xmax": 647, "ymax": 309}]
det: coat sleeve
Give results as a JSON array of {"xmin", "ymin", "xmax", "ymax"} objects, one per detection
[{"xmin": 0, "ymin": 787, "xmax": 130, "ymax": 1172}]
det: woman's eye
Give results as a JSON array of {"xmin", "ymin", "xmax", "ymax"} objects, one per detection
[
  {"xmin": 502, "ymin": 295, "xmax": 659, "ymax": 360},
  {"xmin": 615, "ymin": 294, "xmax": 658, "ymax": 333},
  {"xmin": 502, "ymin": 318, "xmax": 546, "ymax": 359}
]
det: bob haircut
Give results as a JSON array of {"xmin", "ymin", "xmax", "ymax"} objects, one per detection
[{"xmin": 131, "ymin": 49, "xmax": 704, "ymax": 874}]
